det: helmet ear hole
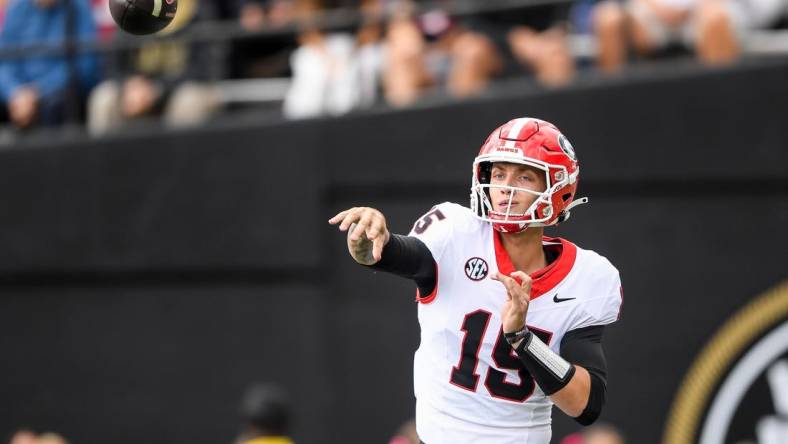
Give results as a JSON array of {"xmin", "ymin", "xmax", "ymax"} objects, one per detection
[
  {"xmin": 479, "ymin": 162, "xmax": 492, "ymax": 184},
  {"xmin": 562, "ymin": 193, "xmax": 572, "ymax": 202}
]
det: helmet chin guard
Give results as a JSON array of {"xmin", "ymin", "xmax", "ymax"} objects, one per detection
[{"xmin": 469, "ymin": 118, "xmax": 588, "ymax": 233}]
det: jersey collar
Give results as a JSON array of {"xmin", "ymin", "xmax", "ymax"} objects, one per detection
[{"xmin": 493, "ymin": 230, "xmax": 577, "ymax": 299}]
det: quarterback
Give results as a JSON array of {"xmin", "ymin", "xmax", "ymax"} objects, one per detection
[{"xmin": 329, "ymin": 118, "xmax": 622, "ymax": 443}]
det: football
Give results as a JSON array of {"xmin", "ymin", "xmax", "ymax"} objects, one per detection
[{"xmin": 109, "ymin": 0, "xmax": 178, "ymax": 35}]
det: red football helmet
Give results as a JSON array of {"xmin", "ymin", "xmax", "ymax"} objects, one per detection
[{"xmin": 470, "ymin": 117, "xmax": 588, "ymax": 233}]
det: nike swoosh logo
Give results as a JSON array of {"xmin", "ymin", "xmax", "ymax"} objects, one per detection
[{"xmin": 553, "ymin": 294, "xmax": 576, "ymax": 303}]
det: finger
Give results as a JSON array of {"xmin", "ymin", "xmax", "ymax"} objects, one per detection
[
  {"xmin": 493, "ymin": 272, "xmax": 520, "ymax": 296},
  {"xmin": 328, "ymin": 209, "xmax": 352, "ymax": 224},
  {"xmin": 339, "ymin": 214, "xmax": 360, "ymax": 231},
  {"xmin": 512, "ymin": 271, "xmax": 533, "ymax": 304},
  {"xmin": 368, "ymin": 217, "xmax": 388, "ymax": 242},
  {"xmin": 366, "ymin": 217, "xmax": 383, "ymax": 240},
  {"xmin": 510, "ymin": 271, "xmax": 533, "ymax": 294},
  {"xmin": 510, "ymin": 271, "xmax": 531, "ymax": 284},
  {"xmin": 491, "ymin": 272, "xmax": 513, "ymax": 286},
  {"xmin": 496, "ymin": 271, "xmax": 519, "ymax": 294},
  {"xmin": 338, "ymin": 210, "xmax": 362, "ymax": 231},
  {"xmin": 372, "ymin": 236, "xmax": 385, "ymax": 262},
  {"xmin": 350, "ymin": 212, "xmax": 372, "ymax": 241},
  {"xmin": 492, "ymin": 274, "xmax": 514, "ymax": 301}
]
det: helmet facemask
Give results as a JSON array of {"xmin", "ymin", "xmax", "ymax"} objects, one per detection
[{"xmin": 470, "ymin": 157, "xmax": 575, "ymax": 232}]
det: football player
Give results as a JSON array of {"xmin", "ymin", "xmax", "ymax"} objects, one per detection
[{"xmin": 329, "ymin": 118, "xmax": 622, "ymax": 444}]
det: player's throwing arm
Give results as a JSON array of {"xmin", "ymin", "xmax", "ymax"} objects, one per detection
[{"xmin": 328, "ymin": 206, "xmax": 438, "ymax": 300}]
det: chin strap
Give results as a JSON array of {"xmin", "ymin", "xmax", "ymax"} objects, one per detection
[{"xmin": 556, "ymin": 197, "xmax": 589, "ymax": 224}]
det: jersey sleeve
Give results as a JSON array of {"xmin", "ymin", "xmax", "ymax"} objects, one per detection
[
  {"xmin": 407, "ymin": 202, "xmax": 457, "ymax": 263},
  {"xmin": 572, "ymin": 264, "xmax": 623, "ymax": 329}
]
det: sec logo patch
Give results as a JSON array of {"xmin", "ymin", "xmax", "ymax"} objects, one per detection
[{"xmin": 465, "ymin": 257, "xmax": 489, "ymax": 281}]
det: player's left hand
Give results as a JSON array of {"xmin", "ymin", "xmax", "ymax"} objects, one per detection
[{"xmin": 492, "ymin": 271, "xmax": 532, "ymax": 334}]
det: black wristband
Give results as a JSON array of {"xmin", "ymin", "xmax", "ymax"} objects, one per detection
[{"xmin": 504, "ymin": 326, "xmax": 530, "ymax": 345}]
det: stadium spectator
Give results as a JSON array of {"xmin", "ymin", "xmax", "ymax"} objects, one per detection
[
  {"xmin": 92, "ymin": 0, "xmax": 118, "ymax": 41},
  {"xmin": 0, "ymin": 0, "xmax": 7, "ymax": 31},
  {"xmin": 382, "ymin": 9, "xmax": 431, "ymax": 106},
  {"xmin": 8, "ymin": 429, "xmax": 36, "ymax": 444},
  {"xmin": 231, "ymin": 0, "xmax": 307, "ymax": 80},
  {"xmin": 592, "ymin": 0, "xmax": 786, "ymax": 71},
  {"xmin": 418, "ymin": 2, "xmax": 574, "ymax": 93},
  {"xmin": 387, "ymin": 419, "xmax": 419, "ymax": 444},
  {"xmin": 240, "ymin": 0, "xmax": 267, "ymax": 30},
  {"xmin": 508, "ymin": 25, "xmax": 573, "ymax": 87},
  {"xmin": 560, "ymin": 423, "xmax": 625, "ymax": 444},
  {"xmin": 240, "ymin": 0, "xmax": 300, "ymax": 30},
  {"xmin": 0, "ymin": 0, "xmax": 99, "ymax": 128},
  {"xmin": 584, "ymin": 423, "xmax": 625, "ymax": 444},
  {"xmin": 283, "ymin": 22, "xmax": 360, "ymax": 117},
  {"xmin": 8, "ymin": 430, "xmax": 70, "ymax": 444},
  {"xmin": 448, "ymin": 32, "xmax": 502, "ymax": 96},
  {"xmin": 284, "ymin": 0, "xmax": 386, "ymax": 117},
  {"xmin": 355, "ymin": 13, "xmax": 384, "ymax": 108},
  {"xmin": 235, "ymin": 383, "xmax": 294, "ymax": 444},
  {"xmin": 286, "ymin": 0, "xmax": 581, "ymax": 112},
  {"xmin": 33, "ymin": 433, "xmax": 68, "ymax": 444},
  {"xmin": 417, "ymin": 8, "xmax": 503, "ymax": 98},
  {"xmin": 87, "ymin": 0, "xmax": 225, "ymax": 135}
]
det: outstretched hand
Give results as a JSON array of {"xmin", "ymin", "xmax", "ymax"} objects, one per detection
[
  {"xmin": 492, "ymin": 271, "xmax": 532, "ymax": 334},
  {"xmin": 328, "ymin": 207, "xmax": 390, "ymax": 265}
]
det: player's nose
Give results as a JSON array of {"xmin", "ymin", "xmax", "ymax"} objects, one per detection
[{"xmin": 502, "ymin": 174, "xmax": 518, "ymax": 190}]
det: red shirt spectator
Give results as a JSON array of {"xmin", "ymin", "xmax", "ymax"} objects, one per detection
[{"xmin": 92, "ymin": 0, "xmax": 116, "ymax": 41}]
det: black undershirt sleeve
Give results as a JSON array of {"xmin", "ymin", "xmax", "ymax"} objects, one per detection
[
  {"xmin": 369, "ymin": 234, "xmax": 437, "ymax": 297},
  {"xmin": 560, "ymin": 325, "xmax": 608, "ymax": 426}
]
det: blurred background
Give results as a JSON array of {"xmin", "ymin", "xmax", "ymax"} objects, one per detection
[{"xmin": 0, "ymin": 0, "xmax": 787, "ymax": 443}]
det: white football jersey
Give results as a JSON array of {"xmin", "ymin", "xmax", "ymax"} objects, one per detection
[{"xmin": 407, "ymin": 202, "xmax": 623, "ymax": 444}]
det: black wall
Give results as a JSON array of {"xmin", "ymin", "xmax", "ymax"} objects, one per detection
[{"xmin": 0, "ymin": 60, "xmax": 786, "ymax": 444}]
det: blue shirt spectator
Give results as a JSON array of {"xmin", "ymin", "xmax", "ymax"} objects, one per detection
[{"xmin": 0, "ymin": 0, "xmax": 98, "ymax": 127}]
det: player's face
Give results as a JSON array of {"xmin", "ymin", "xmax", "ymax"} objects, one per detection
[{"xmin": 488, "ymin": 163, "xmax": 547, "ymax": 213}]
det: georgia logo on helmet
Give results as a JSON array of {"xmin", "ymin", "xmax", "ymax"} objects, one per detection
[{"xmin": 469, "ymin": 117, "xmax": 589, "ymax": 233}]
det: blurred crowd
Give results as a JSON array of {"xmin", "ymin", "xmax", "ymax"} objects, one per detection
[
  {"xmin": 7, "ymin": 381, "xmax": 628, "ymax": 444},
  {"xmin": 8, "ymin": 431, "xmax": 69, "ymax": 444},
  {"xmin": 0, "ymin": 0, "xmax": 787, "ymax": 136},
  {"xmin": 7, "ymin": 383, "xmax": 297, "ymax": 444},
  {"xmin": 24, "ymin": 379, "xmax": 780, "ymax": 444}
]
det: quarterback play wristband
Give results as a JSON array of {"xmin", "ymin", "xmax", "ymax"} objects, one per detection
[
  {"xmin": 515, "ymin": 331, "xmax": 576, "ymax": 395},
  {"xmin": 504, "ymin": 326, "xmax": 529, "ymax": 345}
]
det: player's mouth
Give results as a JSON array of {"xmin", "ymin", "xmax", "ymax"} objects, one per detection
[{"xmin": 498, "ymin": 201, "xmax": 519, "ymax": 209}]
